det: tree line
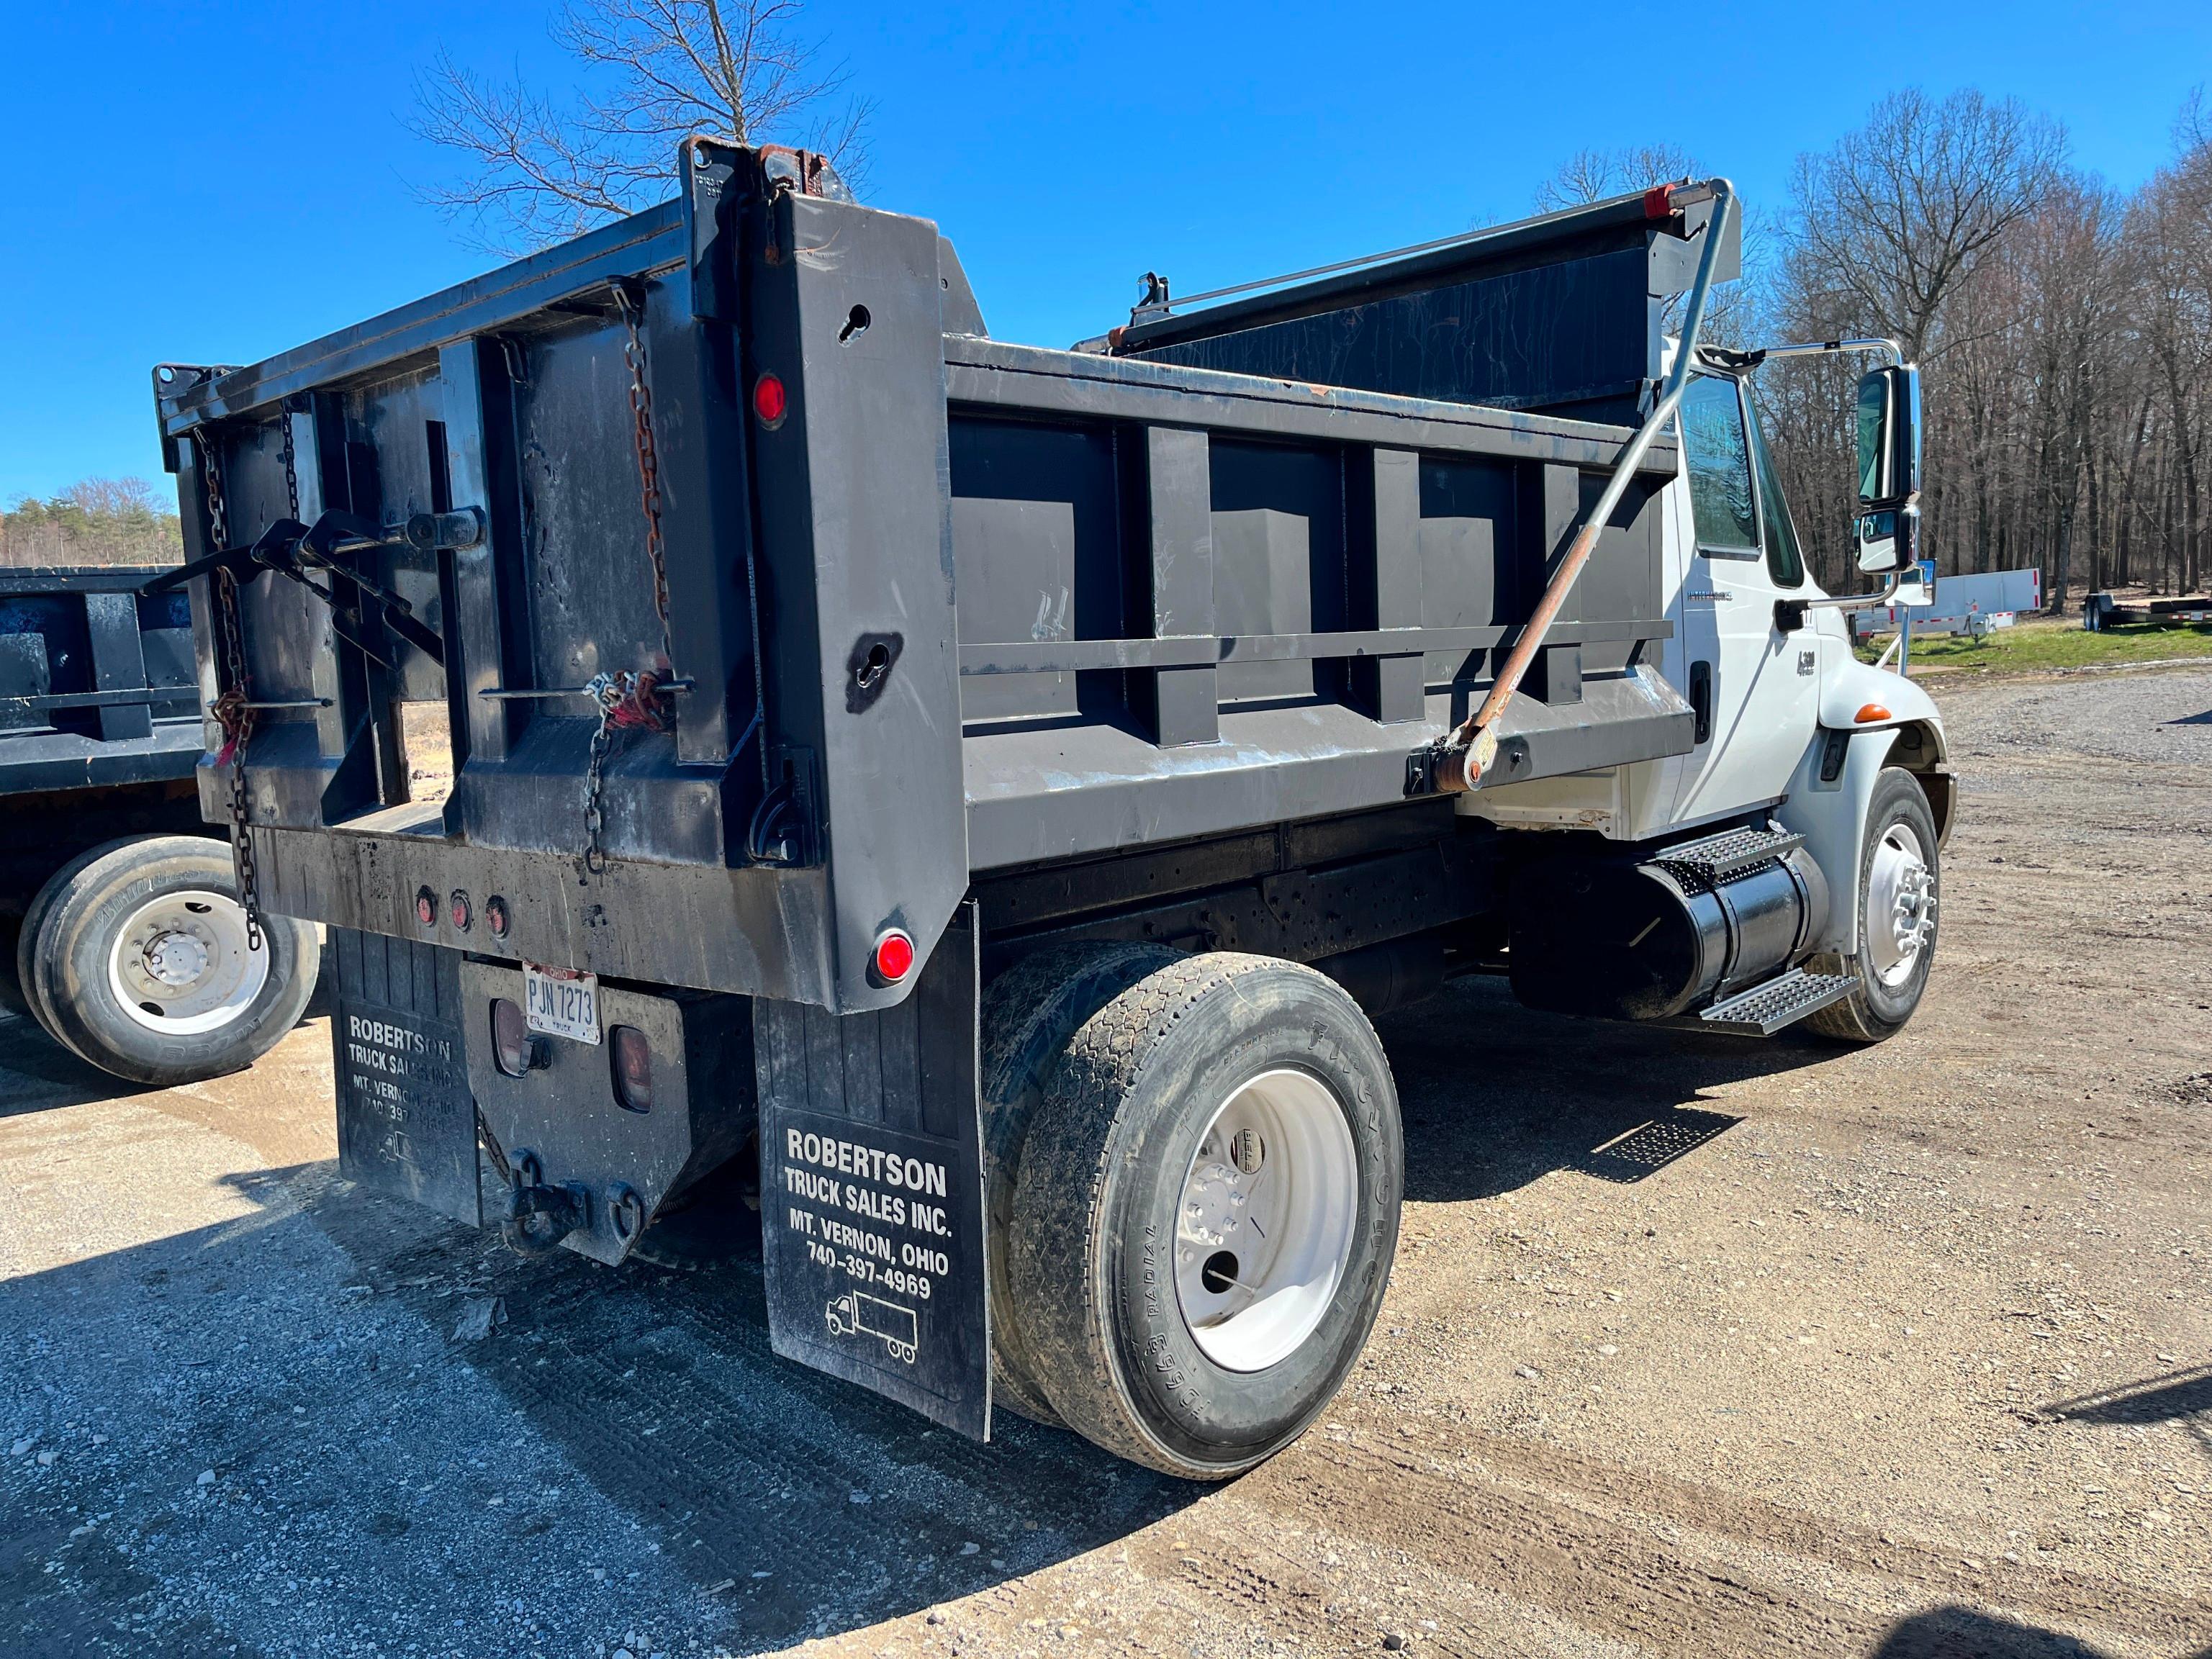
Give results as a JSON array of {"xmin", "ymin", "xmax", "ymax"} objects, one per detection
[
  {"xmin": 0, "ymin": 479, "xmax": 181, "ymax": 569},
  {"xmin": 1556, "ymin": 89, "xmax": 2212, "ymax": 608}
]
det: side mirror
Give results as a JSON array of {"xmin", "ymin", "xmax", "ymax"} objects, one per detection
[
  {"xmin": 1855, "ymin": 504, "xmax": 1920, "ymax": 574},
  {"xmin": 1854, "ymin": 364, "xmax": 1921, "ymax": 574}
]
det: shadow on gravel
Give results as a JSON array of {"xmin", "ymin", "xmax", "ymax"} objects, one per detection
[
  {"xmin": 312, "ymin": 1168, "xmax": 1204, "ymax": 1647},
  {"xmin": 0, "ymin": 1013, "xmax": 165, "ymax": 1117},
  {"xmin": 1377, "ymin": 976, "xmax": 1832, "ymax": 1204},
  {"xmin": 1, "ymin": 975, "xmax": 1857, "ymax": 1654},
  {"xmin": 2041, "ymin": 1363, "xmax": 2212, "ymax": 1461},
  {"xmin": 2, "ymin": 1160, "xmax": 1204, "ymax": 1655},
  {"xmin": 1866, "ymin": 1604, "xmax": 2134, "ymax": 1658}
]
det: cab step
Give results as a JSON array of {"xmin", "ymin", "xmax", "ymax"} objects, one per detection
[
  {"xmin": 1646, "ymin": 823, "xmax": 1805, "ymax": 892},
  {"xmin": 1693, "ymin": 967, "xmax": 1856, "ymax": 1036}
]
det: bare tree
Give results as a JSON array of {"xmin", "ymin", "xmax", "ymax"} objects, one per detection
[
  {"xmin": 1535, "ymin": 143, "xmax": 1702, "ymax": 212},
  {"xmin": 414, "ymin": 0, "xmax": 871, "ymax": 253},
  {"xmin": 1787, "ymin": 89, "xmax": 2063, "ymax": 362},
  {"xmin": 2129, "ymin": 115, "xmax": 2212, "ymax": 594},
  {"xmin": 1532, "ymin": 142, "xmax": 1767, "ymax": 345}
]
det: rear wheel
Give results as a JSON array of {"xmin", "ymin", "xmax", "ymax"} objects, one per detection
[
  {"xmin": 22, "ymin": 836, "xmax": 318, "ymax": 1085},
  {"xmin": 979, "ymin": 941, "xmax": 1183, "ymax": 1425},
  {"xmin": 1807, "ymin": 767, "xmax": 1940, "ymax": 1044},
  {"xmin": 1006, "ymin": 952, "xmax": 1401, "ymax": 1478}
]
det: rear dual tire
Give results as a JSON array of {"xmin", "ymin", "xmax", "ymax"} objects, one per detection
[
  {"xmin": 15, "ymin": 835, "xmax": 317, "ymax": 1085},
  {"xmin": 985, "ymin": 949, "xmax": 1402, "ymax": 1478}
]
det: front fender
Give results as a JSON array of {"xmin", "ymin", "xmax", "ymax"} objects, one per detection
[
  {"xmin": 1818, "ymin": 652, "xmax": 1944, "ymax": 741},
  {"xmin": 1775, "ymin": 725, "xmax": 1901, "ymax": 957}
]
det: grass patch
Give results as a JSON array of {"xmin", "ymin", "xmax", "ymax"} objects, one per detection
[{"xmin": 1855, "ymin": 616, "xmax": 2212, "ymax": 675}]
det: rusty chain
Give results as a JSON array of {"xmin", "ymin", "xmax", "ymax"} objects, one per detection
[
  {"xmin": 579, "ymin": 669, "xmax": 672, "ymax": 875},
  {"xmin": 577, "ymin": 287, "xmax": 682, "ymax": 877},
  {"xmin": 201, "ymin": 433, "xmax": 264, "ymax": 952},
  {"xmin": 613, "ymin": 286, "xmax": 674, "ymax": 666}
]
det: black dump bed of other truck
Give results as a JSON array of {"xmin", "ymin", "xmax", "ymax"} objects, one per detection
[
  {"xmin": 1, "ymin": 566, "xmax": 205, "ymax": 921},
  {"xmin": 153, "ymin": 143, "xmax": 1713, "ymax": 1016}
]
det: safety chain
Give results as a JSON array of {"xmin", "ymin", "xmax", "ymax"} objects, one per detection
[
  {"xmin": 579, "ymin": 669, "xmax": 674, "ymax": 875},
  {"xmin": 278, "ymin": 404, "xmax": 301, "ymax": 519},
  {"xmin": 613, "ymin": 286, "xmax": 675, "ymax": 666},
  {"xmin": 577, "ymin": 287, "xmax": 683, "ymax": 877},
  {"xmin": 201, "ymin": 434, "xmax": 264, "ymax": 952}
]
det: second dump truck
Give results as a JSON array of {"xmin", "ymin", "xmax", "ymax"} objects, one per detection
[{"xmin": 153, "ymin": 145, "xmax": 1949, "ymax": 1475}]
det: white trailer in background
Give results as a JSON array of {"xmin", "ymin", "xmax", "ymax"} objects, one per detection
[{"xmin": 1854, "ymin": 567, "xmax": 2043, "ymax": 666}]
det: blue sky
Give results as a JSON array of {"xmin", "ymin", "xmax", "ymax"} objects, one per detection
[{"xmin": 3, "ymin": 1, "xmax": 2206, "ymax": 502}]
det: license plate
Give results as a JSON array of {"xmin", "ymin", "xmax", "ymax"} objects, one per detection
[{"xmin": 523, "ymin": 962, "xmax": 600, "ymax": 1046}]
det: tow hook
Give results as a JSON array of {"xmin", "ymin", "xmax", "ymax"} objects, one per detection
[{"xmin": 501, "ymin": 1150, "xmax": 589, "ymax": 1256}]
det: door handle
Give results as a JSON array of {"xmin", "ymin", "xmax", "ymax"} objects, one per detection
[{"xmin": 1689, "ymin": 659, "xmax": 1712, "ymax": 745}]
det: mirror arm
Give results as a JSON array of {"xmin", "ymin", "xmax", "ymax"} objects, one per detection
[
  {"xmin": 1798, "ymin": 565, "xmax": 1911, "ymax": 612},
  {"xmin": 1727, "ymin": 336, "xmax": 1908, "ymax": 369}
]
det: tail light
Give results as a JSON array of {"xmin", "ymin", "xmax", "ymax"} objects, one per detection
[
  {"xmin": 610, "ymin": 1025, "xmax": 652, "ymax": 1113},
  {"xmin": 871, "ymin": 928, "xmax": 916, "ymax": 985},
  {"xmin": 752, "ymin": 372, "xmax": 787, "ymax": 428},
  {"xmin": 491, "ymin": 998, "xmax": 534, "ymax": 1077}
]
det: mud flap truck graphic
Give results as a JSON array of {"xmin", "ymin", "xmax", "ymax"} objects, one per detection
[{"xmin": 827, "ymin": 1292, "xmax": 920, "ymax": 1364}]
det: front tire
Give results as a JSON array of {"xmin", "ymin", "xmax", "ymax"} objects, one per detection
[
  {"xmin": 1006, "ymin": 952, "xmax": 1402, "ymax": 1478},
  {"xmin": 1807, "ymin": 767, "xmax": 1940, "ymax": 1045},
  {"xmin": 22, "ymin": 836, "xmax": 318, "ymax": 1085}
]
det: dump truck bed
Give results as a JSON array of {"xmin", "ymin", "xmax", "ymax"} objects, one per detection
[{"xmin": 153, "ymin": 145, "xmax": 1698, "ymax": 1015}]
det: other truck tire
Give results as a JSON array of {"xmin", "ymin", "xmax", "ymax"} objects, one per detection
[
  {"xmin": 19, "ymin": 835, "xmax": 318, "ymax": 1085},
  {"xmin": 1806, "ymin": 767, "xmax": 1940, "ymax": 1046},
  {"xmin": 1006, "ymin": 951, "xmax": 1401, "ymax": 1477}
]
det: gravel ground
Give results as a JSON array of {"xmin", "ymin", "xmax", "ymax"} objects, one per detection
[{"xmin": 3, "ymin": 666, "xmax": 2208, "ymax": 1659}]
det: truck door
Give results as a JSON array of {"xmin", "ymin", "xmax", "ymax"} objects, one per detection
[{"xmin": 1671, "ymin": 374, "xmax": 1819, "ymax": 823}]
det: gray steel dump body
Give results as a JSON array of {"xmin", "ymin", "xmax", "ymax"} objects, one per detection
[{"xmin": 153, "ymin": 148, "xmax": 1705, "ymax": 1017}]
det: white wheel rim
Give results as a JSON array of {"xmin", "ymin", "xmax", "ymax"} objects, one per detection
[
  {"xmin": 1173, "ymin": 1067, "xmax": 1358, "ymax": 1374},
  {"xmin": 107, "ymin": 888, "xmax": 270, "ymax": 1035},
  {"xmin": 1866, "ymin": 822, "xmax": 1935, "ymax": 987}
]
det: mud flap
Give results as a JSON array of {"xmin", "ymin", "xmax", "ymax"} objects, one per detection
[
  {"xmin": 754, "ymin": 904, "xmax": 990, "ymax": 1441},
  {"xmin": 330, "ymin": 926, "xmax": 482, "ymax": 1226}
]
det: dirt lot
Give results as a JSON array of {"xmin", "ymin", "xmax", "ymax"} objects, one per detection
[{"xmin": 4, "ymin": 666, "xmax": 2208, "ymax": 1659}]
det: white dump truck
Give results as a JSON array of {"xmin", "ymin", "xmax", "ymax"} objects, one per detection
[{"xmin": 153, "ymin": 147, "xmax": 1946, "ymax": 1476}]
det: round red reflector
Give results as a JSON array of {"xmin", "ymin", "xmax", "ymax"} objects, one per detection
[
  {"xmin": 753, "ymin": 372, "xmax": 787, "ymax": 427},
  {"xmin": 449, "ymin": 890, "xmax": 472, "ymax": 931},
  {"xmin": 1854, "ymin": 702, "xmax": 1893, "ymax": 724},
  {"xmin": 415, "ymin": 886, "xmax": 437, "ymax": 927},
  {"xmin": 872, "ymin": 930, "xmax": 916, "ymax": 983}
]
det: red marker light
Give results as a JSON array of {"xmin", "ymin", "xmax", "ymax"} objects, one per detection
[
  {"xmin": 872, "ymin": 929, "xmax": 916, "ymax": 984},
  {"xmin": 415, "ymin": 887, "xmax": 438, "ymax": 927},
  {"xmin": 752, "ymin": 372, "xmax": 787, "ymax": 428}
]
